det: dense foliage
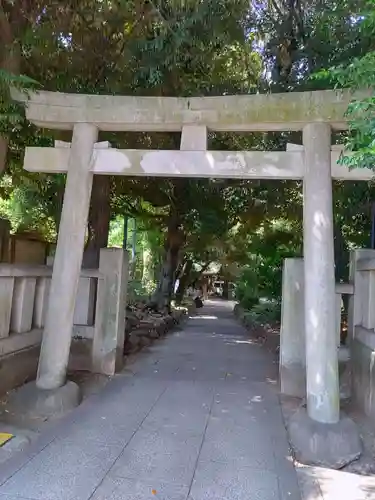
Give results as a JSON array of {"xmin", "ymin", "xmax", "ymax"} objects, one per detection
[{"xmin": 320, "ymin": 2, "xmax": 375, "ymax": 170}]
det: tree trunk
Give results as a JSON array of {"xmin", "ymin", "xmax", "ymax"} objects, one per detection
[
  {"xmin": 82, "ymin": 176, "xmax": 111, "ymax": 268},
  {"xmin": 150, "ymin": 217, "xmax": 184, "ymax": 313},
  {"xmin": 0, "ymin": 138, "xmax": 7, "ymax": 174},
  {"xmin": 222, "ymin": 280, "xmax": 229, "ymax": 300},
  {"xmin": 141, "ymin": 242, "xmax": 153, "ymax": 293},
  {"xmin": 130, "ymin": 219, "xmax": 137, "ymax": 279},
  {"xmin": 0, "ymin": 7, "xmax": 21, "ymax": 174},
  {"xmin": 175, "ymin": 259, "xmax": 193, "ymax": 305}
]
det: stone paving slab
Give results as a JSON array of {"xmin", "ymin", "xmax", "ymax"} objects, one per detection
[
  {"xmin": 110, "ymin": 429, "xmax": 202, "ymax": 485},
  {"xmin": 188, "ymin": 460, "xmax": 280, "ymax": 500},
  {"xmin": 0, "ymin": 439, "xmax": 124, "ymax": 500},
  {"xmin": 91, "ymin": 476, "xmax": 189, "ymax": 500},
  {"xmin": 0, "ymin": 300, "xmax": 301, "ymax": 500}
]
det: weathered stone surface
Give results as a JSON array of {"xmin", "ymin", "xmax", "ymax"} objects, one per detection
[
  {"xmin": 33, "ymin": 277, "xmax": 51, "ymax": 329},
  {"xmin": 288, "ymin": 407, "xmax": 362, "ymax": 469},
  {"xmin": 0, "ymin": 345, "xmax": 40, "ymax": 396},
  {"xmin": 171, "ymin": 309, "xmax": 185, "ymax": 322},
  {"xmin": 122, "ymin": 307, "xmax": 186, "ymax": 356},
  {"xmin": 0, "ymin": 277, "xmax": 14, "ymax": 338},
  {"xmin": 148, "ymin": 329, "xmax": 160, "ymax": 339},
  {"xmin": 303, "ymin": 122, "xmax": 339, "ymax": 424},
  {"xmin": 17, "ymin": 88, "xmax": 364, "ymax": 131},
  {"xmin": 11, "ymin": 277, "xmax": 36, "ymax": 334},
  {"xmin": 134, "ymin": 327, "xmax": 152, "ymax": 337},
  {"xmin": 123, "ymin": 336, "xmax": 141, "ymax": 354},
  {"xmin": 36, "ymin": 123, "xmax": 98, "ymax": 391},
  {"xmin": 1, "ymin": 380, "xmax": 82, "ymax": 429},
  {"xmin": 92, "ymin": 249, "xmax": 128, "ymax": 376},
  {"xmin": 25, "ymin": 144, "xmax": 375, "ymax": 181},
  {"xmin": 74, "ymin": 277, "xmax": 96, "ymax": 326},
  {"xmin": 25, "ymin": 147, "xmax": 307, "ymax": 179},
  {"xmin": 352, "ymin": 335, "xmax": 375, "ymax": 420},
  {"xmin": 139, "ymin": 336, "xmax": 152, "ymax": 347},
  {"xmin": 280, "ymin": 258, "xmax": 305, "ymax": 398}
]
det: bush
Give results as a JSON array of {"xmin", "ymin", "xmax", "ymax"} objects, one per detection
[
  {"xmin": 127, "ymin": 279, "xmax": 156, "ymax": 303},
  {"xmin": 235, "ymin": 254, "xmax": 284, "ymax": 310},
  {"xmin": 235, "ymin": 265, "xmax": 260, "ymax": 310},
  {"xmin": 249, "ymin": 300, "xmax": 281, "ymax": 324}
]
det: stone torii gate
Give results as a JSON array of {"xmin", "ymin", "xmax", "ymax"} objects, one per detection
[{"xmin": 18, "ymin": 89, "xmax": 370, "ymax": 464}]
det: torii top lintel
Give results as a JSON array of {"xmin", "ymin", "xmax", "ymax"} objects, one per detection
[{"xmin": 15, "ymin": 89, "xmax": 362, "ymax": 133}]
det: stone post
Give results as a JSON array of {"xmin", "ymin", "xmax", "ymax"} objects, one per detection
[
  {"xmin": 302, "ymin": 122, "xmax": 339, "ymax": 424},
  {"xmin": 36, "ymin": 123, "xmax": 98, "ymax": 390},
  {"xmin": 11, "ymin": 277, "xmax": 36, "ymax": 333},
  {"xmin": 280, "ymin": 258, "xmax": 305, "ymax": 398},
  {"xmin": 348, "ymin": 249, "xmax": 375, "ymax": 341},
  {"xmin": 33, "ymin": 277, "xmax": 51, "ymax": 329},
  {"xmin": 92, "ymin": 248, "xmax": 129, "ymax": 376},
  {"xmin": 0, "ymin": 277, "xmax": 14, "ymax": 338}
]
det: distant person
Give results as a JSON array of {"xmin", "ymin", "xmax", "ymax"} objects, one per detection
[{"xmin": 193, "ymin": 285, "xmax": 203, "ymax": 308}]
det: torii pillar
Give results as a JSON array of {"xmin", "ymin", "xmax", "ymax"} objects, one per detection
[
  {"xmin": 303, "ymin": 123, "xmax": 339, "ymax": 424},
  {"xmin": 37, "ymin": 123, "xmax": 98, "ymax": 390},
  {"xmin": 3, "ymin": 123, "xmax": 99, "ymax": 422},
  {"xmin": 288, "ymin": 123, "xmax": 362, "ymax": 468}
]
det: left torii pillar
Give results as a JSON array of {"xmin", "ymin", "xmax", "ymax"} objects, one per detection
[
  {"xmin": 37, "ymin": 123, "xmax": 98, "ymax": 390},
  {"xmin": 4, "ymin": 124, "xmax": 98, "ymax": 426}
]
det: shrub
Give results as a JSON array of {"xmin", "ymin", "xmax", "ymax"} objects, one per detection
[{"xmin": 249, "ymin": 300, "xmax": 281, "ymax": 324}]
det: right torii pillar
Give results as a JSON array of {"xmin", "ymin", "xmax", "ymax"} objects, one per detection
[
  {"xmin": 303, "ymin": 122, "xmax": 339, "ymax": 424},
  {"xmin": 288, "ymin": 122, "xmax": 362, "ymax": 468}
]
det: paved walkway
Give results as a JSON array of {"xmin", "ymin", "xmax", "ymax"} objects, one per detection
[{"xmin": 0, "ymin": 300, "xmax": 301, "ymax": 500}]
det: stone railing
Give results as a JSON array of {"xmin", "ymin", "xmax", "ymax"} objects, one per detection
[
  {"xmin": 0, "ymin": 248, "xmax": 128, "ymax": 383},
  {"xmin": 352, "ymin": 255, "xmax": 375, "ymax": 333},
  {"xmin": 346, "ymin": 250, "xmax": 375, "ymax": 420},
  {"xmin": 0, "ymin": 264, "xmax": 52, "ymax": 357},
  {"xmin": 279, "ymin": 258, "xmax": 354, "ymax": 398},
  {"xmin": 0, "ymin": 265, "xmax": 100, "ymax": 357}
]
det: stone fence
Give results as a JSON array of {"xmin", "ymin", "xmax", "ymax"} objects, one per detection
[
  {"xmin": 349, "ymin": 250, "xmax": 375, "ymax": 421},
  {"xmin": 280, "ymin": 251, "xmax": 375, "ymax": 424},
  {"xmin": 280, "ymin": 258, "xmax": 353, "ymax": 399},
  {"xmin": 0, "ymin": 248, "xmax": 128, "ymax": 395}
]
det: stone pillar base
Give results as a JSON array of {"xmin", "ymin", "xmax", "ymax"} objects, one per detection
[
  {"xmin": 1, "ymin": 381, "xmax": 81, "ymax": 429},
  {"xmin": 288, "ymin": 407, "xmax": 362, "ymax": 469}
]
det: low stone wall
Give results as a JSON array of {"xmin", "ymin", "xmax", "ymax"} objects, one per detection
[
  {"xmin": 352, "ymin": 333, "xmax": 375, "ymax": 421},
  {"xmin": 124, "ymin": 308, "xmax": 188, "ymax": 354},
  {"xmin": 0, "ymin": 340, "xmax": 93, "ymax": 396},
  {"xmin": 0, "ymin": 346, "xmax": 40, "ymax": 396}
]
